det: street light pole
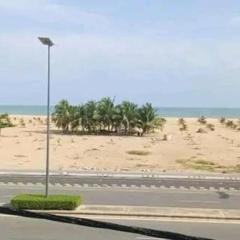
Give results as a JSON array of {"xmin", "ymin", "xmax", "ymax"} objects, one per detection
[
  {"xmin": 45, "ymin": 44, "xmax": 50, "ymax": 198},
  {"xmin": 38, "ymin": 37, "xmax": 54, "ymax": 198}
]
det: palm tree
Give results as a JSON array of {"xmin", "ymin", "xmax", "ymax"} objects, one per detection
[
  {"xmin": 52, "ymin": 98, "xmax": 158, "ymax": 136},
  {"xmin": 69, "ymin": 105, "xmax": 81, "ymax": 132},
  {"xmin": 81, "ymin": 101, "xmax": 98, "ymax": 132},
  {"xmin": 96, "ymin": 97, "xmax": 115, "ymax": 132},
  {"xmin": 112, "ymin": 104, "xmax": 124, "ymax": 134},
  {"xmin": 121, "ymin": 101, "xmax": 138, "ymax": 134},
  {"xmin": 137, "ymin": 103, "xmax": 157, "ymax": 135},
  {"xmin": 52, "ymin": 100, "xmax": 72, "ymax": 133}
]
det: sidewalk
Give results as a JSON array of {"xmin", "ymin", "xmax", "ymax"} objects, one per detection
[{"xmin": 30, "ymin": 205, "xmax": 240, "ymax": 221}]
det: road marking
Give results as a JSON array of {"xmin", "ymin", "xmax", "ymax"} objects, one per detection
[
  {"xmin": 64, "ymin": 183, "xmax": 71, "ymax": 187},
  {"xmin": 73, "ymin": 184, "xmax": 81, "ymax": 187},
  {"xmin": 7, "ymin": 182, "xmax": 15, "ymax": 186},
  {"xmin": 136, "ymin": 237, "xmax": 159, "ymax": 240},
  {"xmin": 0, "ymin": 183, "xmax": 239, "ymax": 194},
  {"xmin": 54, "ymin": 183, "xmax": 62, "ymax": 187},
  {"xmin": 26, "ymin": 182, "xmax": 34, "ymax": 187},
  {"xmin": 0, "ymin": 214, "xmax": 20, "ymax": 218},
  {"xmin": 35, "ymin": 182, "xmax": 44, "ymax": 187},
  {"xmin": 159, "ymin": 185, "xmax": 168, "ymax": 190},
  {"xmin": 180, "ymin": 200, "xmax": 219, "ymax": 204},
  {"xmin": 178, "ymin": 186, "xmax": 187, "ymax": 190}
]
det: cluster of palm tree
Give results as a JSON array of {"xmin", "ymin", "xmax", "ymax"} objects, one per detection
[{"xmin": 52, "ymin": 98, "xmax": 160, "ymax": 136}]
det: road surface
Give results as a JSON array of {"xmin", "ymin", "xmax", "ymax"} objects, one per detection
[
  {"xmin": 0, "ymin": 173, "xmax": 240, "ymax": 190},
  {"xmin": 0, "ymin": 214, "xmax": 239, "ymax": 240},
  {"xmin": 1, "ymin": 184, "xmax": 240, "ymax": 209}
]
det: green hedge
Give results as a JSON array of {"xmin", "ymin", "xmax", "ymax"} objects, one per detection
[{"xmin": 11, "ymin": 194, "xmax": 82, "ymax": 210}]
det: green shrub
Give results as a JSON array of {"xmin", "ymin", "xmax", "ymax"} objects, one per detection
[
  {"xmin": 219, "ymin": 117, "xmax": 226, "ymax": 124},
  {"xmin": 206, "ymin": 123, "xmax": 215, "ymax": 131},
  {"xmin": 198, "ymin": 116, "xmax": 207, "ymax": 124},
  {"xmin": 0, "ymin": 113, "xmax": 14, "ymax": 135},
  {"xmin": 11, "ymin": 194, "xmax": 82, "ymax": 210},
  {"xmin": 178, "ymin": 118, "xmax": 185, "ymax": 125}
]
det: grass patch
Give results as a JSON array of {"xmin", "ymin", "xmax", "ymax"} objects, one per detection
[
  {"xmin": 194, "ymin": 159, "xmax": 215, "ymax": 165},
  {"xmin": 176, "ymin": 159, "xmax": 240, "ymax": 173},
  {"xmin": 176, "ymin": 159, "xmax": 219, "ymax": 171},
  {"xmin": 11, "ymin": 194, "xmax": 82, "ymax": 210},
  {"xmin": 14, "ymin": 154, "xmax": 27, "ymax": 158},
  {"xmin": 227, "ymin": 164, "xmax": 240, "ymax": 173},
  {"xmin": 126, "ymin": 150, "xmax": 151, "ymax": 156}
]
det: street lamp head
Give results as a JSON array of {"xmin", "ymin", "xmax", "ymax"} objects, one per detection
[{"xmin": 38, "ymin": 37, "xmax": 54, "ymax": 47}]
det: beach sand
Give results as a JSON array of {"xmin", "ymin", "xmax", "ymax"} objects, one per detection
[{"xmin": 0, "ymin": 115, "xmax": 240, "ymax": 174}]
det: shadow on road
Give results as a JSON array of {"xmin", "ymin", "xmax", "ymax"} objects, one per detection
[{"xmin": 216, "ymin": 191, "xmax": 229, "ymax": 199}]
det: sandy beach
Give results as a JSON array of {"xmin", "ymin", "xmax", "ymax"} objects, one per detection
[{"xmin": 0, "ymin": 115, "xmax": 240, "ymax": 174}]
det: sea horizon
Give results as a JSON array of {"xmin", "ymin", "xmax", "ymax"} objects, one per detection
[{"xmin": 0, "ymin": 105, "xmax": 240, "ymax": 118}]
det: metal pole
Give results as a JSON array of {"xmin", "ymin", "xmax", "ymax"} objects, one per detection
[{"xmin": 45, "ymin": 45, "xmax": 50, "ymax": 197}]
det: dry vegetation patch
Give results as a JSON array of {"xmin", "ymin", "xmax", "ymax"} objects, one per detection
[
  {"xmin": 176, "ymin": 158, "xmax": 222, "ymax": 171},
  {"xmin": 176, "ymin": 158, "xmax": 240, "ymax": 173},
  {"xmin": 126, "ymin": 150, "xmax": 151, "ymax": 156}
]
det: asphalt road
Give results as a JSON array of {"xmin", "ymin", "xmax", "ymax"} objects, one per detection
[
  {"xmin": 1, "ymin": 174, "xmax": 240, "ymax": 190},
  {"xmin": 1, "ymin": 184, "xmax": 240, "ymax": 209},
  {"xmin": 0, "ymin": 214, "xmax": 239, "ymax": 240}
]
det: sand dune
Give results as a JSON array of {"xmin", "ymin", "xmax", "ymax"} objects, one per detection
[{"xmin": 0, "ymin": 115, "xmax": 240, "ymax": 174}]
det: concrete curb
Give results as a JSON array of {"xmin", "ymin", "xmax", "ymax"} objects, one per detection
[
  {"xmin": 0, "ymin": 171, "xmax": 240, "ymax": 180},
  {"xmin": 27, "ymin": 205, "xmax": 240, "ymax": 221}
]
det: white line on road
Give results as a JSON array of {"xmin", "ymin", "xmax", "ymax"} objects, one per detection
[
  {"xmin": 0, "ymin": 171, "xmax": 239, "ymax": 181},
  {"xmin": 136, "ymin": 237, "xmax": 159, "ymax": 240},
  {"xmin": 180, "ymin": 200, "xmax": 219, "ymax": 204},
  {"xmin": 0, "ymin": 214, "xmax": 19, "ymax": 218}
]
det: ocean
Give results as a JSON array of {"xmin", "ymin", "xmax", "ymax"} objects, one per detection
[{"xmin": 0, "ymin": 105, "xmax": 240, "ymax": 118}]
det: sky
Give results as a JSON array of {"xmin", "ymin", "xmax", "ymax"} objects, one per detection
[{"xmin": 1, "ymin": 0, "xmax": 240, "ymax": 107}]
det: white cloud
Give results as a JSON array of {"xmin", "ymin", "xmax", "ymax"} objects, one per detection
[
  {"xmin": 1, "ymin": 1, "xmax": 240, "ymax": 106},
  {"xmin": 0, "ymin": 0, "xmax": 109, "ymax": 31}
]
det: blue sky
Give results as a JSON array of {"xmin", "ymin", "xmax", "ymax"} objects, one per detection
[{"xmin": 1, "ymin": 0, "xmax": 240, "ymax": 107}]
